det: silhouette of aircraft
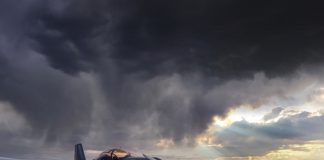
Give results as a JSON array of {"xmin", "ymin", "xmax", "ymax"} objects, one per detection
[{"xmin": 75, "ymin": 144, "xmax": 161, "ymax": 160}]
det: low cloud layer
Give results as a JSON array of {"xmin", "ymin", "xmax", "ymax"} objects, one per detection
[{"xmin": 214, "ymin": 111, "xmax": 324, "ymax": 156}]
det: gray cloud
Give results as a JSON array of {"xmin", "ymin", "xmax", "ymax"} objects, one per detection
[
  {"xmin": 215, "ymin": 111, "xmax": 324, "ymax": 156},
  {"xmin": 0, "ymin": 28, "xmax": 93, "ymax": 146},
  {"xmin": 81, "ymin": 71, "xmax": 323, "ymax": 150},
  {"xmin": 263, "ymin": 107, "xmax": 284, "ymax": 121}
]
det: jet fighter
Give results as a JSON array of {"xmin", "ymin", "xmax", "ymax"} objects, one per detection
[{"xmin": 74, "ymin": 144, "xmax": 161, "ymax": 160}]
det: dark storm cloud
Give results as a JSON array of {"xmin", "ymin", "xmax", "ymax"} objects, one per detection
[
  {"xmin": 215, "ymin": 111, "xmax": 324, "ymax": 156},
  {"xmin": 0, "ymin": 7, "xmax": 93, "ymax": 148},
  {"xmin": 111, "ymin": 0, "xmax": 324, "ymax": 77},
  {"xmin": 29, "ymin": 0, "xmax": 324, "ymax": 77},
  {"xmin": 1, "ymin": 0, "xmax": 324, "ymax": 156},
  {"xmin": 28, "ymin": 0, "xmax": 113, "ymax": 74}
]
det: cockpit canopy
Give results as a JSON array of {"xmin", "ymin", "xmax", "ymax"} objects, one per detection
[{"xmin": 97, "ymin": 149, "xmax": 131, "ymax": 160}]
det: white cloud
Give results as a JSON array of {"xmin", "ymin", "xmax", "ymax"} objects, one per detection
[{"xmin": 0, "ymin": 102, "xmax": 29, "ymax": 132}]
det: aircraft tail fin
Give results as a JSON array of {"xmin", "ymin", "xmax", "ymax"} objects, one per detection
[{"xmin": 75, "ymin": 143, "xmax": 86, "ymax": 160}]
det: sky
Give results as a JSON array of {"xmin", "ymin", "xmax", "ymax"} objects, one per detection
[{"xmin": 1, "ymin": 0, "xmax": 324, "ymax": 160}]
